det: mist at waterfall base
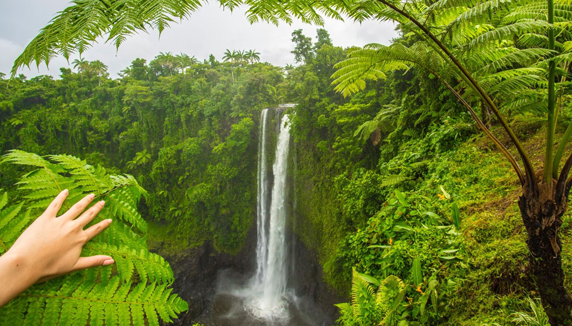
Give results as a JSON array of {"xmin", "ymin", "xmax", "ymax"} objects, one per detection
[{"xmin": 202, "ymin": 108, "xmax": 326, "ymax": 326}]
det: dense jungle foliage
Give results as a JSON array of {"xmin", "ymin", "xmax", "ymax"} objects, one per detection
[
  {"xmin": 2, "ymin": 2, "xmax": 572, "ymax": 322},
  {"xmin": 1, "ymin": 51, "xmax": 283, "ymax": 254}
]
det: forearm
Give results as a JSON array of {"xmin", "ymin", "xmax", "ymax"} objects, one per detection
[{"xmin": 0, "ymin": 251, "xmax": 37, "ymax": 307}]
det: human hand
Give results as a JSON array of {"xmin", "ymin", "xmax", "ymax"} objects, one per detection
[{"xmin": 0, "ymin": 189, "xmax": 114, "ymax": 306}]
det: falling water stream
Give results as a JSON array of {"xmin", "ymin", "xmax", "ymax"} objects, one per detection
[
  {"xmin": 204, "ymin": 108, "xmax": 320, "ymax": 326},
  {"xmin": 246, "ymin": 110, "xmax": 291, "ymax": 319}
]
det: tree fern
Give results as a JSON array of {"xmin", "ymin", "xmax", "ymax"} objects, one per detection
[
  {"xmin": 336, "ymin": 269, "xmax": 406, "ymax": 325},
  {"xmin": 0, "ymin": 150, "xmax": 188, "ymax": 325}
]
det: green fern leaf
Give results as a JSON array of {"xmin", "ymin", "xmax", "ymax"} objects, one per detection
[
  {"xmin": 381, "ymin": 175, "xmax": 410, "ymax": 188},
  {"xmin": 0, "ymin": 151, "xmax": 187, "ymax": 325},
  {"xmin": 105, "ymin": 190, "xmax": 148, "ymax": 233},
  {"xmin": 43, "ymin": 297, "xmax": 62, "ymax": 325},
  {"xmin": 2, "ymin": 210, "xmax": 32, "ymax": 244},
  {"xmin": 0, "ymin": 192, "xmax": 8, "ymax": 210}
]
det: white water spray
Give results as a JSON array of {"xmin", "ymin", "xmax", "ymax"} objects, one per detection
[
  {"xmin": 254, "ymin": 108, "xmax": 269, "ymax": 286},
  {"xmin": 246, "ymin": 109, "xmax": 292, "ymax": 320}
]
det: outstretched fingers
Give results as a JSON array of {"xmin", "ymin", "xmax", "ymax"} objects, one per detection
[
  {"xmin": 72, "ymin": 255, "xmax": 115, "ymax": 272},
  {"xmin": 60, "ymin": 193, "xmax": 96, "ymax": 220},
  {"xmin": 43, "ymin": 189, "xmax": 69, "ymax": 218},
  {"xmin": 75, "ymin": 201, "xmax": 106, "ymax": 228},
  {"xmin": 84, "ymin": 218, "xmax": 112, "ymax": 242}
]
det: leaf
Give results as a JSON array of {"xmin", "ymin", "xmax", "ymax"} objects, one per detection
[
  {"xmin": 439, "ymin": 256, "xmax": 462, "ymax": 261},
  {"xmin": 381, "ymin": 175, "xmax": 409, "ymax": 188},
  {"xmin": 394, "ymin": 190, "xmax": 409, "ymax": 207},
  {"xmin": 452, "ymin": 203, "xmax": 461, "ymax": 229},
  {"xmin": 412, "ymin": 257, "xmax": 423, "ymax": 285},
  {"xmin": 424, "ymin": 211, "xmax": 440, "ymax": 219},
  {"xmin": 393, "ymin": 224, "xmax": 415, "ymax": 232},
  {"xmin": 439, "ymin": 249, "xmax": 460, "ymax": 254},
  {"xmin": 357, "ymin": 272, "xmax": 381, "ymax": 286},
  {"xmin": 419, "ymin": 290, "xmax": 431, "ymax": 316},
  {"xmin": 0, "ymin": 192, "xmax": 8, "ymax": 210}
]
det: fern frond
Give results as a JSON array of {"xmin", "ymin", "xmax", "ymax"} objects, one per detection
[
  {"xmin": 84, "ymin": 243, "xmax": 174, "ymax": 284},
  {"xmin": 474, "ymin": 48, "xmax": 553, "ymax": 76},
  {"xmin": 487, "ymin": 74, "xmax": 546, "ymax": 98},
  {"xmin": 0, "ymin": 203, "xmax": 31, "ymax": 253},
  {"xmin": 7, "ymin": 276, "xmax": 188, "ymax": 326},
  {"xmin": 498, "ymin": 87, "xmax": 548, "ymax": 115},
  {"xmin": 97, "ymin": 220, "xmax": 148, "ymax": 250},
  {"xmin": 518, "ymin": 33, "xmax": 553, "ymax": 48},
  {"xmin": 105, "ymin": 189, "xmax": 148, "ymax": 233},
  {"xmin": 0, "ymin": 192, "xmax": 7, "ymax": 211},
  {"xmin": 468, "ymin": 20, "xmax": 550, "ymax": 48},
  {"xmin": 11, "ymin": 0, "xmax": 356, "ymax": 75},
  {"xmin": 0, "ymin": 151, "xmax": 187, "ymax": 325},
  {"xmin": 381, "ymin": 175, "xmax": 410, "ymax": 188},
  {"xmin": 3, "ymin": 150, "xmax": 53, "ymax": 169},
  {"xmin": 332, "ymin": 42, "xmax": 443, "ymax": 96},
  {"xmin": 331, "ymin": 46, "xmax": 394, "ymax": 96},
  {"xmin": 49, "ymin": 154, "xmax": 113, "ymax": 196},
  {"xmin": 503, "ymin": 2, "xmax": 572, "ymax": 23},
  {"xmin": 426, "ymin": 0, "xmax": 482, "ymax": 13},
  {"xmin": 445, "ymin": 0, "xmax": 531, "ymax": 35}
]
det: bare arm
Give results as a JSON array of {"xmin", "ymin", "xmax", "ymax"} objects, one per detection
[{"xmin": 0, "ymin": 190, "xmax": 114, "ymax": 307}]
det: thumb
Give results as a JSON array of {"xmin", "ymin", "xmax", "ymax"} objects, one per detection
[{"xmin": 73, "ymin": 255, "xmax": 114, "ymax": 271}]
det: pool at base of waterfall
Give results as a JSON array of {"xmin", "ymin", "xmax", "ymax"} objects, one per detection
[
  {"xmin": 207, "ymin": 293, "xmax": 316, "ymax": 326},
  {"xmin": 198, "ymin": 271, "xmax": 325, "ymax": 326}
]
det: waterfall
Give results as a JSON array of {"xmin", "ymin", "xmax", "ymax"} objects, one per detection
[
  {"xmin": 207, "ymin": 106, "xmax": 330, "ymax": 325},
  {"xmin": 254, "ymin": 108, "xmax": 269, "ymax": 286},
  {"xmin": 247, "ymin": 109, "xmax": 292, "ymax": 320}
]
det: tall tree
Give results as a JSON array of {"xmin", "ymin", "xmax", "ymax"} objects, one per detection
[
  {"xmin": 176, "ymin": 53, "xmax": 197, "ymax": 73},
  {"xmin": 245, "ymin": 50, "xmax": 261, "ymax": 64},
  {"xmin": 222, "ymin": 49, "xmax": 242, "ymax": 83},
  {"xmin": 236, "ymin": 50, "xmax": 246, "ymax": 66},
  {"xmin": 72, "ymin": 57, "xmax": 88, "ymax": 73},
  {"xmin": 153, "ymin": 52, "xmax": 178, "ymax": 76},
  {"xmin": 314, "ymin": 28, "xmax": 333, "ymax": 51},
  {"xmin": 127, "ymin": 58, "xmax": 149, "ymax": 81},
  {"xmin": 291, "ymin": 29, "xmax": 314, "ymax": 64},
  {"xmin": 88, "ymin": 60, "xmax": 108, "ymax": 85}
]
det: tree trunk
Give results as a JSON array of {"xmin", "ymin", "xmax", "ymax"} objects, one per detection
[{"xmin": 519, "ymin": 182, "xmax": 572, "ymax": 325}]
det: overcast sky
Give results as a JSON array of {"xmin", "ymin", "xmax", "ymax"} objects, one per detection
[{"xmin": 1, "ymin": 0, "xmax": 398, "ymax": 79}]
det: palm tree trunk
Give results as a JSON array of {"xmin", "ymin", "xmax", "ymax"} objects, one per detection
[{"xmin": 519, "ymin": 183, "xmax": 572, "ymax": 325}]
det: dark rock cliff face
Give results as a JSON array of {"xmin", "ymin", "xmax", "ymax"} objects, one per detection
[
  {"xmin": 155, "ymin": 226, "xmax": 258, "ymax": 326},
  {"xmin": 156, "ymin": 223, "xmax": 343, "ymax": 326},
  {"xmin": 287, "ymin": 231, "xmax": 346, "ymax": 326}
]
